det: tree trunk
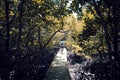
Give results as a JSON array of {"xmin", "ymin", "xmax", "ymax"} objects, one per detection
[
  {"xmin": 92, "ymin": 0, "xmax": 112, "ymax": 60},
  {"xmin": 5, "ymin": 0, "xmax": 10, "ymax": 52},
  {"xmin": 92, "ymin": 0, "xmax": 120, "ymax": 62},
  {"xmin": 17, "ymin": 0, "xmax": 24, "ymax": 52},
  {"xmin": 112, "ymin": 1, "xmax": 120, "ymax": 62},
  {"xmin": 3, "ymin": 1, "xmax": 10, "ymax": 80},
  {"xmin": 38, "ymin": 26, "xmax": 42, "ymax": 49}
]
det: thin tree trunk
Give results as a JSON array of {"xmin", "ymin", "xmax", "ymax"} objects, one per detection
[
  {"xmin": 3, "ymin": 1, "xmax": 10, "ymax": 80},
  {"xmin": 5, "ymin": 0, "xmax": 10, "ymax": 52},
  {"xmin": 17, "ymin": 0, "xmax": 23, "ymax": 51},
  {"xmin": 112, "ymin": 1, "xmax": 120, "ymax": 61},
  {"xmin": 38, "ymin": 26, "xmax": 42, "ymax": 49}
]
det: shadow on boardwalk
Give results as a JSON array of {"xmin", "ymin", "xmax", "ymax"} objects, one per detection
[{"xmin": 44, "ymin": 48, "xmax": 71, "ymax": 80}]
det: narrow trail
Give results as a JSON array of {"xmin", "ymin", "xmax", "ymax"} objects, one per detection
[
  {"xmin": 44, "ymin": 48, "xmax": 71, "ymax": 80},
  {"xmin": 44, "ymin": 48, "xmax": 95, "ymax": 80}
]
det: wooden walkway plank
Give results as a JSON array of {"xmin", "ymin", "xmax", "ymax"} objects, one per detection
[{"xmin": 44, "ymin": 48, "xmax": 71, "ymax": 80}]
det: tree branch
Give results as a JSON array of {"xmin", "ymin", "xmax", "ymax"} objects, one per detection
[
  {"xmin": 42, "ymin": 29, "xmax": 61, "ymax": 49},
  {"xmin": 9, "ymin": 1, "xmax": 23, "ymax": 25}
]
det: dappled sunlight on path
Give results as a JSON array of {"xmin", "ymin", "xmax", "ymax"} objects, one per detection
[{"xmin": 44, "ymin": 48, "xmax": 71, "ymax": 80}]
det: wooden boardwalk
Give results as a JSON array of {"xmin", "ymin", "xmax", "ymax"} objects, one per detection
[
  {"xmin": 44, "ymin": 48, "xmax": 71, "ymax": 80},
  {"xmin": 44, "ymin": 48, "xmax": 95, "ymax": 80}
]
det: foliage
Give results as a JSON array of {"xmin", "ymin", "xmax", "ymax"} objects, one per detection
[
  {"xmin": 68, "ymin": 0, "xmax": 120, "ymax": 79},
  {"xmin": 0, "ymin": 0, "xmax": 69, "ymax": 80}
]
